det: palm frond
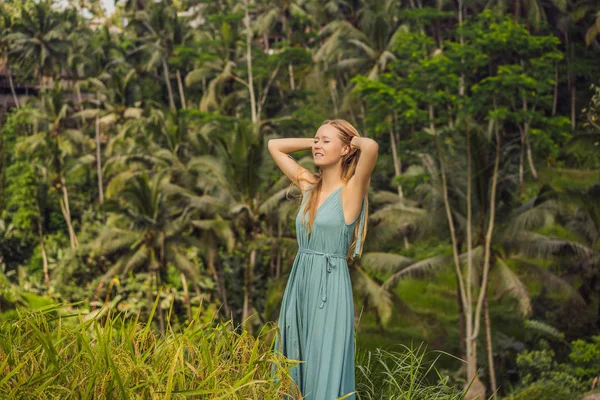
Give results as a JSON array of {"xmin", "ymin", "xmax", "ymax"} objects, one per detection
[
  {"xmin": 524, "ymin": 319, "xmax": 565, "ymax": 341},
  {"xmin": 514, "ymin": 257, "xmax": 587, "ymax": 305},
  {"xmin": 93, "ymin": 227, "xmax": 139, "ymax": 255},
  {"xmin": 259, "ymin": 187, "xmax": 295, "ymax": 215},
  {"xmin": 383, "ymin": 255, "xmax": 451, "ymax": 290},
  {"xmin": 508, "ymin": 232, "xmax": 593, "ymax": 259},
  {"xmin": 494, "ymin": 258, "xmax": 532, "ymax": 317},
  {"xmin": 191, "ymin": 218, "xmax": 235, "ymax": 253},
  {"xmin": 360, "ymin": 252, "xmax": 414, "ymax": 275},
  {"xmin": 352, "ymin": 266, "xmax": 393, "ymax": 328},
  {"xmin": 169, "ymin": 246, "xmax": 201, "ymax": 285}
]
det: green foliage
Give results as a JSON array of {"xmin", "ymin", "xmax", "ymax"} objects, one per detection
[
  {"xmin": 0, "ymin": 305, "xmax": 301, "ymax": 399},
  {"xmin": 0, "ymin": 1, "xmax": 599, "ymax": 398},
  {"xmin": 506, "ymin": 336, "xmax": 600, "ymax": 398},
  {"xmin": 569, "ymin": 336, "xmax": 600, "ymax": 383},
  {"xmin": 355, "ymin": 343, "xmax": 467, "ymax": 399},
  {"xmin": 0, "ymin": 272, "xmax": 54, "ymax": 321},
  {"xmin": 504, "ymin": 380, "xmax": 574, "ymax": 400}
]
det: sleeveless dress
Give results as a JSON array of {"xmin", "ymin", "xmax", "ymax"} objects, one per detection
[{"xmin": 272, "ymin": 184, "xmax": 367, "ymax": 400}]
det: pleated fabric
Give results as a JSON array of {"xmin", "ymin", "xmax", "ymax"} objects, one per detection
[{"xmin": 272, "ymin": 184, "xmax": 367, "ymax": 400}]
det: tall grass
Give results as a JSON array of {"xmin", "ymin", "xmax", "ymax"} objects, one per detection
[
  {"xmin": 1, "ymin": 296, "xmax": 475, "ymax": 399},
  {"xmin": 0, "ymin": 297, "xmax": 301, "ymax": 399},
  {"xmin": 355, "ymin": 342, "xmax": 470, "ymax": 400}
]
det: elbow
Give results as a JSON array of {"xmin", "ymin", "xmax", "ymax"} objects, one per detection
[{"xmin": 365, "ymin": 139, "xmax": 379, "ymax": 154}]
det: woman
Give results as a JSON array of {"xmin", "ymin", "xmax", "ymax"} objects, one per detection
[{"xmin": 267, "ymin": 119, "xmax": 379, "ymax": 399}]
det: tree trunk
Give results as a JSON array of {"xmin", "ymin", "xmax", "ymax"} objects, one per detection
[
  {"xmin": 158, "ymin": 238, "xmax": 166, "ymax": 335},
  {"xmin": 207, "ymin": 246, "xmax": 231, "ymax": 318},
  {"xmin": 431, "ymin": 102, "xmax": 472, "ymax": 382},
  {"xmin": 552, "ymin": 64, "xmax": 558, "ymax": 116},
  {"xmin": 519, "ymin": 130, "xmax": 525, "ymax": 194},
  {"xmin": 468, "ymin": 124, "xmax": 501, "ymax": 400},
  {"xmin": 59, "ymin": 175, "xmax": 79, "ymax": 249},
  {"xmin": 390, "ymin": 123, "xmax": 410, "ymax": 248},
  {"xmin": 243, "ymin": 0, "xmax": 258, "ymax": 124},
  {"xmin": 162, "ymin": 57, "xmax": 176, "ymax": 112},
  {"xmin": 329, "ymin": 80, "xmax": 339, "ymax": 117},
  {"xmin": 521, "ymin": 90, "xmax": 537, "ymax": 187},
  {"xmin": 176, "ymin": 70, "xmax": 187, "ymax": 110},
  {"xmin": 146, "ymin": 276, "xmax": 154, "ymax": 327},
  {"xmin": 571, "ymin": 75, "xmax": 576, "ymax": 129},
  {"xmin": 389, "ymin": 125, "xmax": 404, "ymax": 202},
  {"xmin": 0, "ymin": 105, "xmax": 4, "ymax": 212},
  {"xmin": 36, "ymin": 203, "xmax": 50, "ymax": 284},
  {"xmin": 466, "ymin": 120, "xmax": 473, "ymax": 358},
  {"xmin": 513, "ymin": 0, "xmax": 522, "ymax": 20},
  {"xmin": 95, "ymin": 116, "xmax": 104, "ymax": 204},
  {"xmin": 276, "ymin": 218, "xmax": 283, "ymax": 279},
  {"xmin": 269, "ymin": 225, "xmax": 275, "ymax": 277},
  {"xmin": 526, "ymin": 139, "xmax": 538, "ymax": 180},
  {"xmin": 360, "ymin": 102, "xmax": 367, "ymax": 136},
  {"xmin": 181, "ymin": 272, "xmax": 192, "ymax": 319},
  {"xmin": 155, "ymin": 270, "xmax": 165, "ymax": 335},
  {"xmin": 457, "ymin": 274, "xmax": 466, "ymax": 376},
  {"xmin": 242, "ymin": 248, "xmax": 256, "ymax": 334},
  {"xmin": 7, "ymin": 65, "xmax": 20, "ymax": 108},
  {"xmin": 288, "ymin": 63, "xmax": 295, "ymax": 90},
  {"xmin": 484, "ymin": 292, "xmax": 498, "ymax": 399}
]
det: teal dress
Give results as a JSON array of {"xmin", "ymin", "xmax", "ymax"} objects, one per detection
[{"xmin": 272, "ymin": 184, "xmax": 367, "ymax": 400}]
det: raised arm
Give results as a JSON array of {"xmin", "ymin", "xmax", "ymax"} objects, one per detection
[
  {"xmin": 346, "ymin": 137, "xmax": 379, "ymax": 201},
  {"xmin": 268, "ymin": 137, "xmax": 316, "ymax": 193}
]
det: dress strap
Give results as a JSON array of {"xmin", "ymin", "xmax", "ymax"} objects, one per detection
[{"xmin": 352, "ymin": 195, "xmax": 368, "ymax": 258}]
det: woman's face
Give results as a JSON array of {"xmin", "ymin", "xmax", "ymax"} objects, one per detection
[{"xmin": 312, "ymin": 124, "xmax": 348, "ymax": 166}]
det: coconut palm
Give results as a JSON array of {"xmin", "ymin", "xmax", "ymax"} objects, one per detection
[
  {"xmin": 0, "ymin": 4, "xmax": 21, "ymax": 108},
  {"xmin": 314, "ymin": 0, "xmax": 403, "ymax": 81},
  {"xmin": 15, "ymin": 90, "xmax": 91, "ymax": 250},
  {"xmin": 93, "ymin": 171, "xmax": 202, "ymax": 334},
  {"xmin": 72, "ymin": 66, "xmax": 144, "ymax": 204},
  {"xmin": 127, "ymin": 1, "xmax": 190, "ymax": 112},
  {"xmin": 116, "ymin": 111, "xmax": 239, "ymax": 319},
  {"xmin": 6, "ymin": 0, "xmax": 69, "ymax": 88},
  {"xmin": 571, "ymin": 0, "xmax": 600, "ymax": 48}
]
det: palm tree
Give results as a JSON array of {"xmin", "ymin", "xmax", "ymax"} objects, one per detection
[
  {"xmin": 119, "ymin": 111, "xmax": 239, "ymax": 320},
  {"xmin": 15, "ymin": 90, "xmax": 90, "ymax": 249},
  {"xmin": 0, "ymin": 4, "xmax": 21, "ymax": 108},
  {"xmin": 254, "ymin": 0, "xmax": 312, "ymax": 91},
  {"xmin": 314, "ymin": 0, "xmax": 403, "ymax": 81},
  {"xmin": 6, "ymin": 0, "xmax": 69, "ymax": 89},
  {"xmin": 73, "ymin": 66, "xmax": 144, "ymax": 205},
  {"xmin": 94, "ymin": 171, "xmax": 202, "ymax": 334},
  {"xmin": 187, "ymin": 118, "xmax": 301, "ymax": 333},
  {"xmin": 128, "ymin": 2, "xmax": 188, "ymax": 112},
  {"xmin": 571, "ymin": 0, "xmax": 600, "ymax": 48}
]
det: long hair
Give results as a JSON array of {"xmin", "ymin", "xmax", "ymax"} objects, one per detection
[{"xmin": 291, "ymin": 119, "xmax": 369, "ymax": 258}]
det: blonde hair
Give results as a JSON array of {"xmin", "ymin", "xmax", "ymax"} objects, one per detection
[{"xmin": 290, "ymin": 119, "xmax": 369, "ymax": 258}]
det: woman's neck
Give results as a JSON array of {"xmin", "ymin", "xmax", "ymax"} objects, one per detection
[{"xmin": 320, "ymin": 163, "xmax": 344, "ymax": 191}]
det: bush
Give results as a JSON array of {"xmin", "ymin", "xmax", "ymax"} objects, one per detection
[{"xmin": 504, "ymin": 380, "xmax": 573, "ymax": 400}]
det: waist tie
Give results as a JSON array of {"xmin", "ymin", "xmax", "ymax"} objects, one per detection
[{"xmin": 298, "ymin": 247, "xmax": 347, "ymax": 309}]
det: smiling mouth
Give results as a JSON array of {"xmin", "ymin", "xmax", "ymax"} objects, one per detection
[{"xmin": 315, "ymin": 153, "xmax": 323, "ymax": 158}]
